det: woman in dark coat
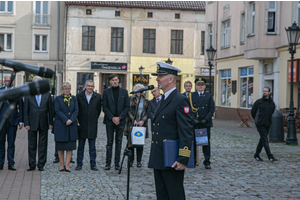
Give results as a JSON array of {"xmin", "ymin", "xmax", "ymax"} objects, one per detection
[
  {"xmin": 124, "ymin": 83, "xmax": 148, "ymax": 168},
  {"xmin": 54, "ymin": 82, "xmax": 79, "ymax": 172}
]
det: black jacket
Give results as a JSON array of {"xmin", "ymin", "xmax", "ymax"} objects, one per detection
[{"xmin": 251, "ymin": 97, "xmax": 275, "ymax": 127}]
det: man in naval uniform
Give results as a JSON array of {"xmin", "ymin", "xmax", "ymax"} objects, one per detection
[
  {"xmin": 148, "ymin": 62, "xmax": 193, "ymax": 200},
  {"xmin": 189, "ymin": 78, "xmax": 215, "ymax": 169}
]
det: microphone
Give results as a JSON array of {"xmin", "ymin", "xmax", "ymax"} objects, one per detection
[
  {"xmin": 0, "ymin": 59, "xmax": 54, "ymax": 78},
  {"xmin": 130, "ymin": 85, "xmax": 154, "ymax": 94},
  {"xmin": 0, "ymin": 80, "xmax": 50, "ymax": 102}
]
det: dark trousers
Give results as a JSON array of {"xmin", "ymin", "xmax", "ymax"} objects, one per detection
[
  {"xmin": 126, "ymin": 135, "xmax": 143, "ymax": 163},
  {"xmin": 105, "ymin": 124, "xmax": 125, "ymax": 166},
  {"xmin": 28, "ymin": 128, "xmax": 48, "ymax": 168},
  {"xmin": 202, "ymin": 126, "xmax": 211, "ymax": 165},
  {"xmin": 255, "ymin": 126, "xmax": 272, "ymax": 157},
  {"xmin": 0, "ymin": 124, "xmax": 17, "ymax": 165},
  {"xmin": 154, "ymin": 169, "xmax": 185, "ymax": 200},
  {"xmin": 77, "ymin": 138, "xmax": 96, "ymax": 166}
]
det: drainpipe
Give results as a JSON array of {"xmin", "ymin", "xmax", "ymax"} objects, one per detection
[{"xmin": 55, "ymin": 1, "xmax": 60, "ymax": 96}]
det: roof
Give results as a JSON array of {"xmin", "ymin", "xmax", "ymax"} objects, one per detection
[{"xmin": 66, "ymin": 1, "xmax": 206, "ymax": 11}]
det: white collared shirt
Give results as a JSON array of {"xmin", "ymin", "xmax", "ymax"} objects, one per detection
[
  {"xmin": 85, "ymin": 91, "xmax": 93, "ymax": 104},
  {"xmin": 163, "ymin": 87, "xmax": 176, "ymax": 100},
  {"xmin": 197, "ymin": 91, "xmax": 204, "ymax": 96}
]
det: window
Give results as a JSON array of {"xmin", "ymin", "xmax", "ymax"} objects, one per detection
[
  {"xmin": 147, "ymin": 12, "xmax": 153, "ymax": 18},
  {"xmin": 82, "ymin": 26, "xmax": 95, "ymax": 51},
  {"xmin": 111, "ymin": 28, "xmax": 124, "ymax": 52},
  {"xmin": 0, "ymin": 1, "xmax": 13, "ymax": 13},
  {"xmin": 0, "ymin": 33, "xmax": 12, "ymax": 51},
  {"xmin": 35, "ymin": 35, "xmax": 47, "ymax": 52},
  {"xmin": 220, "ymin": 70, "xmax": 231, "ymax": 107},
  {"xmin": 240, "ymin": 13, "xmax": 245, "ymax": 44},
  {"xmin": 115, "ymin": 10, "xmax": 120, "ymax": 17},
  {"xmin": 250, "ymin": 2, "xmax": 255, "ymax": 34},
  {"xmin": 171, "ymin": 30, "xmax": 183, "ymax": 54},
  {"xmin": 77, "ymin": 72, "xmax": 93, "ymax": 94},
  {"xmin": 267, "ymin": 1, "xmax": 276, "ymax": 33},
  {"xmin": 240, "ymin": 67, "xmax": 254, "ymax": 108},
  {"xmin": 207, "ymin": 23, "xmax": 213, "ymax": 48},
  {"xmin": 221, "ymin": 19, "xmax": 230, "ymax": 48},
  {"xmin": 175, "ymin": 13, "xmax": 180, "ymax": 19},
  {"xmin": 86, "ymin": 9, "xmax": 92, "ymax": 15},
  {"xmin": 201, "ymin": 31, "xmax": 205, "ymax": 55},
  {"xmin": 35, "ymin": 1, "xmax": 49, "ymax": 25},
  {"xmin": 143, "ymin": 29, "xmax": 155, "ymax": 53}
]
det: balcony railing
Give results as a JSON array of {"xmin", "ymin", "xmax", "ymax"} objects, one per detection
[{"xmin": 34, "ymin": 14, "xmax": 50, "ymax": 26}]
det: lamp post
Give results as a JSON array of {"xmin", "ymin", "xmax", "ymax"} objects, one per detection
[
  {"xmin": 285, "ymin": 22, "xmax": 300, "ymax": 145},
  {"xmin": 139, "ymin": 65, "xmax": 144, "ymax": 84},
  {"xmin": 165, "ymin": 58, "xmax": 173, "ymax": 65},
  {"xmin": 206, "ymin": 46, "xmax": 217, "ymax": 94}
]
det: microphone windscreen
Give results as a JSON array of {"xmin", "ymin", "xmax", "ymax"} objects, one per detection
[
  {"xmin": 28, "ymin": 82, "xmax": 38, "ymax": 96},
  {"xmin": 38, "ymin": 80, "xmax": 51, "ymax": 94},
  {"xmin": 39, "ymin": 67, "xmax": 54, "ymax": 78},
  {"xmin": 148, "ymin": 85, "xmax": 154, "ymax": 90}
]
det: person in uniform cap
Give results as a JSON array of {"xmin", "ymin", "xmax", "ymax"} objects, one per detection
[
  {"xmin": 148, "ymin": 61, "xmax": 193, "ymax": 200},
  {"xmin": 189, "ymin": 77, "xmax": 215, "ymax": 169}
]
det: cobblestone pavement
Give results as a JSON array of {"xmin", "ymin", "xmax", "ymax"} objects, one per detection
[{"xmin": 41, "ymin": 116, "xmax": 300, "ymax": 200}]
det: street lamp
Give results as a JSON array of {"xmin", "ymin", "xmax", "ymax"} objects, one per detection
[
  {"xmin": 139, "ymin": 65, "xmax": 144, "ymax": 84},
  {"xmin": 165, "ymin": 58, "xmax": 173, "ymax": 65},
  {"xmin": 206, "ymin": 46, "xmax": 217, "ymax": 94},
  {"xmin": 285, "ymin": 22, "xmax": 300, "ymax": 145}
]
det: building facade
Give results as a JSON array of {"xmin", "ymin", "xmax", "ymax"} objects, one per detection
[
  {"xmin": 65, "ymin": 1, "xmax": 206, "ymax": 96},
  {"xmin": 0, "ymin": 1, "xmax": 64, "ymax": 94},
  {"xmin": 206, "ymin": 1, "xmax": 300, "ymax": 120}
]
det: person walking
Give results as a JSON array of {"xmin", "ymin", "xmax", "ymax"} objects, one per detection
[
  {"xmin": 103, "ymin": 74, "xmax": 130, "ymax": 170},
  {"xmin": 75, "ymin": 80, "xmax": 101, "ymax": 171},
  {"xmin": 124, "ymin": 83, "xmax": 148, "ymax": 168},
  {"xmin": 148, "ymin": 62, "xmax": 193, "ymax": 200},
  {"xmin": 189, "ymin": 78, "xmax": 215, "ymax": 169},
  {"xmin": 251, "ymin": 86, "xmax": 277, "ymax": 162},
  {"xmin": 23, "ymin": 76, "xmax": 53, "ymax": 171}
]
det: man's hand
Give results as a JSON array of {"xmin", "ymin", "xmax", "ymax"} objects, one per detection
[
  {"xmin": 25, "ymin": 126, "xmax": 30, "ymax": 130},
  {"xmin": 171, "ymin": 161, "xmax": 186, "ymax": 171},
  {"xmin": 112, "ymin": 117, "xmax": 120, "ymax": 126},
  {"xmin": 49, "ymin": 125, "xmax": 53, "ymax": 130},
  {"xmin": 19, "ymin": 124, "xmax": 23, "ymax": 130},
  {"xmin": 200, "ymin": 119, "xmax": 208, "ymax": 125},
  {"xmin": 66, "ymin": 119, "xmax": 72, "ymax": 126},
  {"xmin": 193, "ymin": 119, "xmax": 201, "ymax": 126}
]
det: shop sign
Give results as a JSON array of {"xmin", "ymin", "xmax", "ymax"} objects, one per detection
[
  {"xmin": 288, "ymin": 60, "xmax": 298, "ymax": 82},
  {"xmin": 200, "ymin": 68, "xmax": 214, "ymax": 76},
  {"xmin": 133, "ymin": 74, "xmax": 149, "ymax": 84},
  {"xmin": 91, "ymin": 62, "xmax": 127, "ymax": 71}
]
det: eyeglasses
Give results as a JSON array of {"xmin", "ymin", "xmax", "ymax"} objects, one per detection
[
  {"xmin": 63, "ymin": 88, "xmax": 71, "ymax": 91},
  {"xmin": 86, "ymin": 85, "xmax": 94, "ymax": 88}
]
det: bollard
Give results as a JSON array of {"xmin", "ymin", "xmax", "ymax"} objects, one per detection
[{"xmin": 269, "ymin": 109, "xmax": 284, "ymax": 142}]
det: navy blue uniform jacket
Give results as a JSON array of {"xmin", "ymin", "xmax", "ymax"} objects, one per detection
[
  {"xmin": 54, "ymin": 95, "xmax": 79, "ymax": 142},
  {"xmin": 148, "ymin": 89, "xmax": 193, "ymax": 170}
]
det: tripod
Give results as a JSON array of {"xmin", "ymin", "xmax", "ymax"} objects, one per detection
[{"xmin": 118, "ymin": 93, "xmax": 143, "ymax": 200}]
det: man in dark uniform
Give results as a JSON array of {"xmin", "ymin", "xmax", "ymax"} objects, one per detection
[
  {"xmin": 148, "ymin": 62, "xmax": 193, "ymax": 200},
  {"xmin": 189, "ymin": 78, "xmax": 215, "ymax": 169}
]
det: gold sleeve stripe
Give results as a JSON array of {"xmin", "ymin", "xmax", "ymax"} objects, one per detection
[
  {"xmin": 188, "ymin": 93, "xmax": 198, "ymax": 113},
  {"xmin": 178, "ymin": 146, "xmax": 191, "ymax": 158}
]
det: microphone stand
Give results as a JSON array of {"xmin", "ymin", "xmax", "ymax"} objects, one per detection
[{"xmin": 118, "ymin": 92, "xmax": 143, "ymax": 200}]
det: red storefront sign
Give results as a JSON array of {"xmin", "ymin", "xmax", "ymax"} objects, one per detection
[{"xmin": 288, "ymin": 60, "xmax": 298, "ymax": 82}]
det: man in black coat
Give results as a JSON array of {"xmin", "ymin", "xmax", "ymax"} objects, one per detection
[
  {"xmin": 147, "ymin": 87, "xmax": 162, "ymax": 121},
  {"xmin": 103, "ymin": 74, "xmax": 130, "ymax": 170},
  {"xmin": 24, "ymin": 76, "xmax": 53, "ymax": 171},
  {"xmin": 148, "ymin": 62, "xmax": 193, "ymax": 200},
  {"xmin": 75, "ymin": 80, "xmax": 101, "ymax": 171},
  {"xmin": 189, "ymin": 78, "xmax": 215, "ymax": 169}
]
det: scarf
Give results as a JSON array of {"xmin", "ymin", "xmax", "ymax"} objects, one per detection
[{"xmin": 63, "ymin": 94, "xmax": 72, "ymax": 107}]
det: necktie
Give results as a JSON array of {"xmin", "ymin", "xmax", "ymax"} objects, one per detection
[
  {"xmin": 156, "ymin": 98, "xmax": 159, "ymax": 103},
  {"xmin": 199, "ymin": 92, "xmax": 203, "ymax": 97},
  {"xmin": 36, "ymin": 95, "xmax": 40, "ymax": 107}
]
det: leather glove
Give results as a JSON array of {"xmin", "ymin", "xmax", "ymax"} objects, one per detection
[
  {"xmin": 193, "ymin": 119, "xmax": 201, "ymax": 126},
  {"xmin": 200, "ymin": 119, "xmax": 208, "ymax": 125}
]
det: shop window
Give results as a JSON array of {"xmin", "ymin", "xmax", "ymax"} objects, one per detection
[
  {"xmin": 82, "ymin": 26, "xmax": 95, "ymax": 51},
  {"xmin": 77, "ymin": 72, "xmax": 93, "ymax": 94},
  {"xmin": 143, "ymin": 29, "xmax": 155, "ymax": 53},
  {"xmin": 111, "ymin": 27, "xmax": 124, "ymax": 52},
  {"xmin": 170, "ymin": 30, "xmax": 183, "ymax": 54},
  {"xmin": 239, "ymin": 67, "xmax": 254, "ymax": 108},
  {"xmin": 220, "ymin": 69, "xmax": 231, "ymax": 107}
]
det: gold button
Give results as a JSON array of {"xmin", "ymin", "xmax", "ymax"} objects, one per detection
[
  {"xmin": 152, "ymin": 132, "xmax": 154, "ymax": 134},
  {"xmin": 69, "ymin": 112, "xmax": 70, "ymax": 114},
  {"xmin": 206, "ymin": 104, "xmax": 207, "ymax": 106},
  {"xmin": 162, "ymin": 116, "xmax": 165, "ymax": 118},
  {"xmin": 156, "ymin": 132, "xmax": 158, "ymax": 135},
  {"xmin": 198, "ymin": 107, "xmax": 199, "ymax": 109},
  {"xmin": 202, "ymin": 116, "xmax": 204, "ymax": 117},
  {"xmin": 152, "ymin": 141, "xmax": 154, "ymax": 143},
  {"xmin": 157, "ymin": 123, "xmax": 159, "ymax": 126},
  {"xmin": 153, "ymin": 123, "xmax": 155, "ymax": 126},
  {"xmin": 156, "ymin": 141, "xmax": 158, "ymax": 144},
  {"xmin": 202, "ymin": 107, "xmax": 204, "ymax": 109}
]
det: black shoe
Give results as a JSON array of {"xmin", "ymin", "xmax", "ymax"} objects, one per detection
[
  {"xmin": 269, "ymin": 155, "xmax": 278, "ymax": 162},
  {"xmin": 129, "ymin": 162, "xmax": 133, "ymax": 167},
  {"xmin": 38, "ymin": 167, "xmax": 44, "ymax": 171},
  {"xmin": 75, "ymin": 165, "xmax": 82, "ymax": 170},
  {"xmin": 115, "ymin": 165, "xmax": 120, "ymax": 170},
  {"xmin": 0, "ymin": 164, "xmax": 3, "ymax": 170},
  {"xmin": 205, "ymin": 164, "xmax": 211, "ymax": 169},
  {"xmin": 254, "ymin": 154, "xmax": 263, "ymax": 161},
  {"xmin": 70, "ymin": 158, "xmax": 75, "ymax": 164},
  {"xmin": 105, "ymin": 164, "xmax": 110, "ymax": 170},
  {"xmin": 59, "ymin": 168, "xmax": 65, "ymax": 172},
  {"xmin": 27, "ymin": 167, "xmax": 35, "ymax": 171},
  {"xmin": 91, "ymin": 165, "xmax": 98, "ymax": 171},
  {"xmin": 137, "ymin": 162, "xmax": 141, "ymax": 168},
  {"xmin": 53, "ymin": 158, "xmax": 59, "ymax": 163},
  {"xmin": 8, "ymin": 165, "xmax": 16, "ymax": 171}
]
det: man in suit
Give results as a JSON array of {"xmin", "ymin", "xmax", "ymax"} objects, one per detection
[
  {"xmin": 0, "ymin": 74, "xmax": 23, "ymax": 171},
  {"xmin": 23, "ymin": 76, "xmax": 53, "ymax": 171},
  {"xmin": 189, "ymin": 78, "xmax": 215, "ymax": 169},
  {"xmin": 148, "ymin": 62, "xmax": 193, "ymax": 200},
  {"xmin": 182, "ymin": 81, "xmax": 192, "ymax": 98},
  {"xmin": 103, "ymin": 74, "xmax": 130, "ymax": 170},
  {"xmin": 147, "ymin": 87, "xmax": 162, "ymax": 121},
  {"xmin": 75, "ymin": 80, "xmax": 101, "ymax": 171}
]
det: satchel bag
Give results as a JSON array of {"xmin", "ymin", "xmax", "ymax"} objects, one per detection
[
  {"xmin": 131, "ymin": 126, "xmax": 146, "ymax": 145},
  {"xmin": 195, "ymin": 128, "xmax": 208, "ymax": 146}
]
